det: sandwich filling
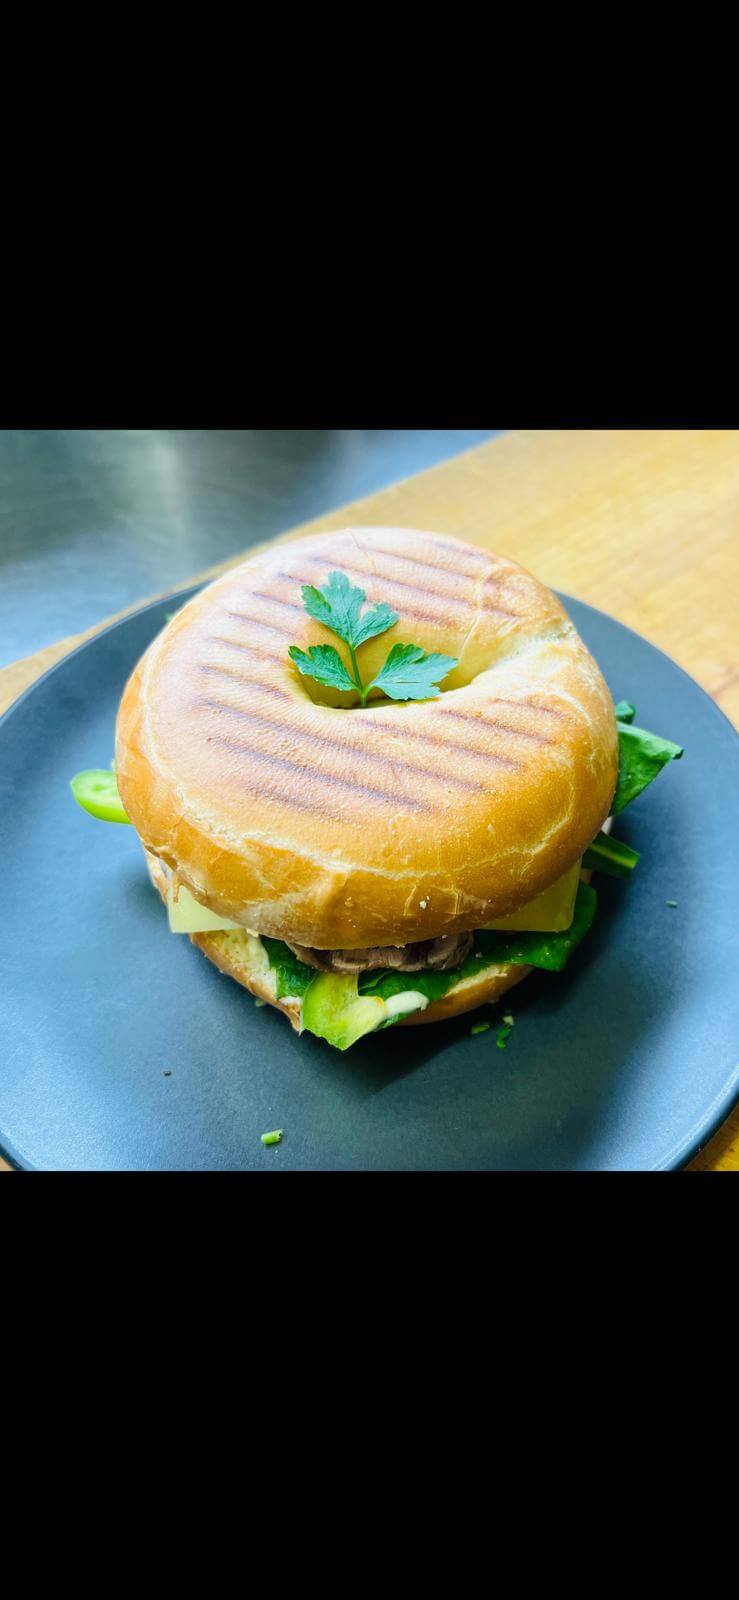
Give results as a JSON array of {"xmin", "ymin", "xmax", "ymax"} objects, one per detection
[
  {"xmin": 284, "ymin": 932, "xmax": 474, "ymax": 974},
  {"xmin": 153, "ymin": 701, "xmax": 683, "ymax": 1048},
  {"xmin": 72, "ymin": 699, "xmax": 684, "ymax": 1051}
]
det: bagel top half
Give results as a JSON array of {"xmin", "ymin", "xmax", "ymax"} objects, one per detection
[{"xmin": 115, "ymin": 527, "xmax": 618, "ymax": 948}]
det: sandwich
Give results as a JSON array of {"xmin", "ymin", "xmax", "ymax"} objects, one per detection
[{"xmin": 71, "ymin": 527, "xmax": 683, "ymax": 1050}]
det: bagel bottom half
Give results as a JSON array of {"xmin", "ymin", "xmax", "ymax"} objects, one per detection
[{"xmin": 145, "ymin": 852, "xmax": 531, "ymax": 1032}]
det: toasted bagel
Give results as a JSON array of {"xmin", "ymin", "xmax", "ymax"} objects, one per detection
[{"xmin": 116, "ymin": 528, "xmax": 618, "ymax": 948}]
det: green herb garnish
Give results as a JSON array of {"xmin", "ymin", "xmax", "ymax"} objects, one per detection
[
  {"xmin": 471, "ymin": 1021, "xmax": 491, "ymax": 1035},
  {"xmin": 582, "ymin": 830, "xmax": 640, "ymax": 878},
  {"xmin": 289, "ymin": 570, "xmax": 457, "ymax": 706},
  {"xmin": 666, "ymin": 899, "xmax": 678, "ymax": 908},
  {"xmin": 496, "ymin": 1023, "xmax": 513, "ymax": 1050},
  {"xmin": 363, "ymin": 642, "xmax": 461, "ymax": 703},
  {"xmin": 288, "ymin": 643, "xmax": 358, "ymax": 696},
  {"xmin": 260, "ymin": 1130, "xmax": 283, "ymax": 1146}
]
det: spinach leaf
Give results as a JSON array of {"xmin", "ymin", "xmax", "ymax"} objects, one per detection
[
  {"xmin": 613, "ymin": 700, "xmax": 636, "ymax": 724},
  {"xmin": 471, "ymin": 881, "xmax": 598, "ymax": 972},
  {"xmin": 261, "ymin": 938, "xmax": 315, "ymax": 999},
  {"xmin": 613, "ymin": 719, "xmax": 683, "ymax": 814}
]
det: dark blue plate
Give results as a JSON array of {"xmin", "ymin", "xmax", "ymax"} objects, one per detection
[{"xmin": 1, "ymin": 590, "xmax": 738, "ymax": 1170}]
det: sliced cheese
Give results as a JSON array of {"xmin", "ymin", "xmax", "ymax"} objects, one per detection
[
  {"xmin": 167, "ymin": 881, "xmax": 242, "ymax": 935},
  {"xmin": 482, "ymin": 860, "xmax": 581, "ymax": 933}
]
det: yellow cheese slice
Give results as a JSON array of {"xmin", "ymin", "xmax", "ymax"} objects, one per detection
[
  {"xmin": 482, "ymin": 860, "xmax": 581, "ymax": 933},
  {"xmin": 165, "ymin": 862, "xmax": 581, "ymax": 943},
  {"xmin": 167, "ymin": 881, "xmax": 242, "ymax": 934}
]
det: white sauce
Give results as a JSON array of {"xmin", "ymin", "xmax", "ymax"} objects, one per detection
[{"xmin": 383, "ymin": 991, "xmax": 430, "ymax": 1020}]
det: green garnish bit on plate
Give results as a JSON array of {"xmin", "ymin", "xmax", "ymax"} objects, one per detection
[
  {"xmin": 289, "ymin": 570, "xmax": 458, "ymax": 706},
  {"xmin": 260, "ymin": 1130, "xmax": 283, "ymax": 1146},
  {"xmin": 471, "ymin": 1021, "xmax": 491, "ymax": 1036},
  {"xmin": 70, "ymin": 769, "xmax": 131, "ymax": 824},
  {"xmin": 496, "ymin": 1023, "xmax": 513, "ymax": 1050},
  {"xmin": 666, "ymin": 900, "xmax": 678, "ymax": 908}
]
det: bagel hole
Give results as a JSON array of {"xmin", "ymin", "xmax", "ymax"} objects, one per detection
[{"xmin": 290, "ymin": 634, "xmax": 488, "ymax": 708}]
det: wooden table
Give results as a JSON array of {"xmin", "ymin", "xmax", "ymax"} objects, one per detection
[{"xmin": 2, "ymin": 429, "xmax": 737, "ymax": 1170}]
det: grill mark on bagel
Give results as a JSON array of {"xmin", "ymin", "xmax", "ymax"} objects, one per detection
[
  {"xmin": 287, "ymin": 556, "xmax": 477, "ymax": 606},
  {"xmin": 433, "ymin": 706, "xmax": 557, "ymax": 745},
  {"xmin": 366, "ymin": 539, "xmax": 491, "ymax": 574},
  {"xmin": 244, "ymin": 682, "xmax": 524, "ymax": 775},
  {"xmin": 223, "ymin": 611, "xmax": 296, "ymax": 639},
  {"xmin": 250, "ymin": 590, "xmax": 305, "ymax": 613},
  {"xmin": 198, "ymin": 663, "xmax": 291, "ymax": 698},
  {"xmin": 364, "ymin": 714, "xmax": 523, "ymax": 768},
  {"xmin": 203, "ymin": 636, "xmax": 286, "ymax": 668},
  {"xmin": 244, "ymin": 680, "xmax": 294, "ymax": 701},
  {"xmin": 519, "ymin": 697, "xmax": 569, "ymax": 719},
  {"xmin": 281, "ymin": 557, "xmax": 520, "ymax": 621},
  {"xmin": 479, "ymin": 597, "xmax": 521, "ymax": 619},
  {"xmin": 269, "ymin": 567, "xmax": 487, "ymax": 629},
  {"xmin": 198, "ymin": 741, "xmax": 367, "ymax": 816},
  {"xmin": 195, "ymin": 696, "xmax": 486, "ymax": 793},
  {"xmin": 491, "ymin": 696, "xmax": 569, "ymax": 721},
  {"xmin": 396, "ymin": 599, "xmax": 514, "ymax": 628},
  {"xmin": 200, "ymin": 726, "xmax": 434, "ymax": 812}
]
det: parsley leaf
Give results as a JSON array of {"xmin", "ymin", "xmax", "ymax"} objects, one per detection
[
  {"xmin": 351, "ymin": 602, "xmax": 400, "ymax": 649},
  {"xmin": 291, "ymin": 568, "xmax": 456, "ymax": 706},
  {"xmin": 367, "ymin": 643, "xmax": 458, "ymax": 702},
  {"xmin": 288, "ymin": 644, "xmax": 357, "ymax": 694},
  {"xmin": 301, "ymin": 571, "xmax": 398, "ymax": 650}
]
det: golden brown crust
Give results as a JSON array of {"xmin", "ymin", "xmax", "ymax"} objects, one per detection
[
  {"xmin": 117, "ymin": 528, "xmax": 618, "ymax": 948},
  {"xmin": 144, "ymin": 849, "xmax": 530, "ymax": 1031}
]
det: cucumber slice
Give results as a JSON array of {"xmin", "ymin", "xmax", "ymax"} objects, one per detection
[{"xmin": 70, "ymin": 769, "xmax": 131, "ymax": 824}]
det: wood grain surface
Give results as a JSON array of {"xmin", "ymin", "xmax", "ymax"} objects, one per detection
[{"xmin": 2, "ymin": 428, "xmax": 737, "ymax": 1170}]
